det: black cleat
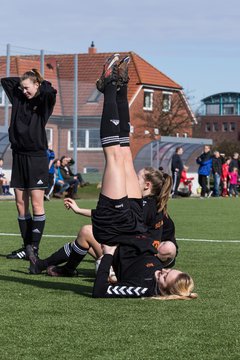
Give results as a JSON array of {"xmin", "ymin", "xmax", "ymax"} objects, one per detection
[
  {"xmin": 6, "ymin": 247, "xmax": 27, "ymax": 260},
  {"xmin": 47, "ymin": 265, "xmax": 79, "ymax": 277},
  {"xmin": 26, "ymin": 245, "xmax": 40, "ymax": 274}
]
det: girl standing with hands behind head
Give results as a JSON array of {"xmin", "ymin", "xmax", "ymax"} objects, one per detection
[{"xmin": 1, "ymin": 69, "xmax": 57, "ymax": 260}]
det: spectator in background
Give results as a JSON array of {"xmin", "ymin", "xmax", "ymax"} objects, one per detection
[
  {"xmin": 171, "ymin": 146, "xmax": 183, "ymax": 198},
  {"xmin": 0, "ymin": 158, "xmax": 13, "ymax": 196},
  {"xmin": 44, "ymin": 145, "xmax": 55, "ymax": 201},
  {"xmin": 53, "ymin": 159, "xmax": 70, "ymax": 198},
  {"xmin": 67, "ymin": 158, "xmax": 89, "ymax": 187},
  {"xmin": 179, "ymin": 165, "xmax": 194, "ymax": 196},
  {"xmin": 229, "ymin": 153, "xmax": 239, "ymax": 173},
  {"xmin": 60, "ymin": 156, "xmax": 80, "ymax": 199},
  {"xmin": 228, "ymin": 167, "xmax": 239, "ymax": 197},
  {"xmin": 196, "ymin": 145, "xmax": 212, "ymax": 198},
  {"xmin": 212, "ymin": 151, "xmax": 223, "ymax": 197},
  {"xmin": 221, "ymin": 157, "xmax": 231, "ymax": 197}
]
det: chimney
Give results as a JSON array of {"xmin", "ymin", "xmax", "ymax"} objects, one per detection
[{"xmin": 88, "ymin": 41, "xmax": 97, "ymax": 54}]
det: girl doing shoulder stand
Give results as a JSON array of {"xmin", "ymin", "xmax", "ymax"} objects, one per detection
[
  {"xmin": 1, "ymin": 69, "xmax": 57, "ymax": 259},
  {"xmin": 91, "ymin": 54, "xmax": 197, "ymax": 300}
]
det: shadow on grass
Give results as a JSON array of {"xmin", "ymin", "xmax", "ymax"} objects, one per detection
[{"xmin": 0, "ymin": 273, "xmax": 93, "ymax": 297}]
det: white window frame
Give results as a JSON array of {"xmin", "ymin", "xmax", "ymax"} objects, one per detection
[
  {"xmin": 45, "ymin": 128, "xmax": 53, "ymax": 145},
  {"xmin": 230, "ymin": 122, "xmax": 236, "ymax": 132},
  {"xmin": 205, "ymin": 123, "xmax": 211, "ymax": 132},
  {"xmin": 68, "ymin": 128, "xmax": 102, "ymax": 151},
  {"xmin": 162, "ymin": 91, "xmax": 172, "ymax": 112},
  {"xmin": 222, "ymin": 122, "xmax": 228, "ymax": 132},
  {"xmin": 0, "ymin": 85, "xmax": 5, "ymax": 106},
  {"xmin": 143, "ymin": 89, "xmax": 154, "ymax": 111}
]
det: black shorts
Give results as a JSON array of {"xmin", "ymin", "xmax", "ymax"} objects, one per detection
[
  {"xmin": 92, "ymin": 194, "xmax": 148, "ymax": 244},
  {"xmin": 11, "ymin": 153, "xmax": 49, "ymax": 189}
]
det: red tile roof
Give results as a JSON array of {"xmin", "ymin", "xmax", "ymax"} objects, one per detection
[{"xmin": 0, "ymin": 51, "xmax": 183, "ymax": 118}]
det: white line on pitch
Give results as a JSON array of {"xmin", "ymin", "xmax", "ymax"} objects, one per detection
[
  {"xmin": 0, "ymin": 233, "xmax": 240, "ymax": 243},
  {"xmin": 177, "ymin": 238, "xmax": 240, "ymax": 243}
]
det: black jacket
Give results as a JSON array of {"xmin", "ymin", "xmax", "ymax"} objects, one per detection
[
  {"xmin": 92, "ymin": 252, "xmax": 163, "ymax": 298},
  {"xmin": 171, "ymin": 153, "xmax": 183, "ymax": 173},
  {"xmin": 1, "ymin": 77, "xmax": 56, "ymax": 156},
  {"xmin": 212, "ymin": 157, "xmax": 223, "ymax": 175}
]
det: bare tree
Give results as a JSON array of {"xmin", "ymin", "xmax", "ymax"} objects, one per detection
[{"xmin": 134, "ymin": 90, "xmax": 195, "ymax": 138}]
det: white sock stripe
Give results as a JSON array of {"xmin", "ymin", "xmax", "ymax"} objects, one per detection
[
  {"xmin": 72, "ymin": 243, "xmax": 88, "ymax": 255},
  {"xmin": 101, "ymin": 136, "xmax": 119, "ymax": 142},
  {"xmin": 33, "ymin": 215, "xmax": 46, "ymax": 221},
  {"xmin": 119, "ymin": 137, "xmax": 129, "ymax": 143},
  {"xmin": 64, "ymin": 243, "xmax": 71, "ymax": 257},
  {"xmin": 101, "ymin": 137, "xmax": 120, "ymax": 145},
  {"xmin": 18, "ymin": 214, "xmax": 32, "ymax": 221}
]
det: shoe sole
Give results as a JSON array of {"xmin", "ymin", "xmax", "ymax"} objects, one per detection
[{"xmin": 105, "ymin": 53, "xmax": 120, "ymax": 71}]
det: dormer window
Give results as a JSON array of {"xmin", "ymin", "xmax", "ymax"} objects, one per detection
[{"xmin": 143, "ymin": 90, "xmax": 153, "ymax": 111}]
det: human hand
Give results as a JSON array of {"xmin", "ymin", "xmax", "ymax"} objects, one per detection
[{"xmin": 64, "ymin": 198, "xmax": 79, "ymax": 213}]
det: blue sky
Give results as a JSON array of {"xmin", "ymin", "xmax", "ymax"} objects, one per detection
[{"xmin": 1, "ymin": 0, "xmax": 239, "ymax": 110}]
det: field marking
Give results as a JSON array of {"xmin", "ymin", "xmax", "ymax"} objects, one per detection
[
  {"xmin": 0, "ymin": 232, "xmax": 240, "ymax": 243},
  {"xmin": 177, "ymin": 238, "xmax": 240, "ymax": 243}
]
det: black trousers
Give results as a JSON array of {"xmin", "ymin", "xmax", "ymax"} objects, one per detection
[{"xmin": 198, "ymin": 174, "xmax": 209, "ymax": 197}]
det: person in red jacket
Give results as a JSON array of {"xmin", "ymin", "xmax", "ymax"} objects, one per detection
[
  {"xmin": 179, "ymin": 165, "xmax": 194, "ymax": 196},
  {"xmin": 221, "ymin": 157, "xmax": 231, "ymax": 197}
]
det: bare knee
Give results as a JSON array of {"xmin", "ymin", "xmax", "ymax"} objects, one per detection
[
  {"xmin": 77, "ymin": 225, "xmax": 93, "ymax": 244},
  {"xmin": 158, "ymin": 241, "xmax": 176, "ymax": 261}
]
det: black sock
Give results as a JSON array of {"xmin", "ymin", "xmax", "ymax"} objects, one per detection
[
  {"xmin": 18, "ymin": 214, "xmax": 32, "ymax": 248},
  {"xmin": 64, "ymin": 240, "xmax": 88, "ymax": 272},
  {"xmin": 117, "ymin": 85, "xmax": 130, "ymax": 147},
  {"xmin": 31, "ymin": 214, "xmax": 46, "ymax": 250},
  {"xmin": 38, "ymin": 242, "xmax": 73, "ymax": 270},
  {"xmin": 100, "ymin": 83, "xmax": 120, "ymax": 147}
]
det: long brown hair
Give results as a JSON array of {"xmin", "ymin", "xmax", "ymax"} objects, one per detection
[
  {"xmin": 20, "ymin": 68, "xmax": 44, "ymax": 85},
  {"xmin": 143, "ymin": 167, "xmax": 172, "ymax": 214}
]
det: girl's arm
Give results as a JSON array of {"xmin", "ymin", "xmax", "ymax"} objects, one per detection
[
  {"xmin": 1, "ymin": 77, "xmax": 21, "ymax": 104},
  {"xmin": 38, "ymin": 80, "xmax": 57, "ymax": 121},
  {"xmin": 64, "ymin": 198, "xmax": 92, "ymax": 217}
]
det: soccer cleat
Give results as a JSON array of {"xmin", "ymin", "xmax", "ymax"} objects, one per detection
[
  {"xmin": 47, "ymin": 265, "xmax": 79, "ymax": 277},
  {"xmin": 96, "ymin": 53, "xmax": 120, "ymax": 93},
  {"xmin": 26, "ymin": 245, "xmax": 42, "ymax": 274},
  {"xmin": 6, "ymin": 247, "xmax": 27, "ymax": 260},
  {"xmin": 117, "ymin": 55, "xmax": 130, "ymax": 87}
]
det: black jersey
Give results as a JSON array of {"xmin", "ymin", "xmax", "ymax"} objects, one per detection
[
  {"xmin": 142, "ymin": 196, "xmax": 163, "ymax": 240},
  {"xmin": 93, "ymin": 252, "xmax": 163, "ymax": 298},
  {"xmin": 1, "ymin": 77, "xmax": 57, "ymax": 156}
]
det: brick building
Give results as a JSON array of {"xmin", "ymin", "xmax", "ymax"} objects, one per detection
[
  {"xmin": 193, "ymin": 92, "xmax": 240, "ymax": 145},
  {"xmin": 0, "ymin": 45, "xmax": 195, "ymax": 172}
]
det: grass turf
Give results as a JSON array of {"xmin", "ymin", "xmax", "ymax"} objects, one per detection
[{"xmin": 0, "ymin": 195, "xmax": 240, "ymax": 360}]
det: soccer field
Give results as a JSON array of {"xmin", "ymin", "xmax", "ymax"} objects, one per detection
[{"xmin": 0, "ymin": 197, "xmax": 240, "ymax": 360}]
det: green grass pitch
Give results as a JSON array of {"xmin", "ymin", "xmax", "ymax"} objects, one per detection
[{"xmin": 0, "ymin": 194, "xmax": 240, "ymax": 360}]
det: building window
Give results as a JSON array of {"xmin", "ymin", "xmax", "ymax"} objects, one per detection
[
  {"xmin": 223, "ymin": 104, "xmax": 236, "ymax": 115},
  {"xmin": 205, "ymin": 123, "xmax": 211, "ymax": 132},
  {"xmin": 206, "ymin": 104, "xmax": 220, "ymax": 115},
  {"xmin": 143, "ymin": 90, "xmax": 153, "ymax": 111},
  {"xmin": 222, "ymin": 122, "xmax": 228, "ymax": 132},
  {"xmin": 213, "ymin": 122, "xmax": 219, "ymax": 132},
  {"xmin": 45, "ymin": 128, "xmax": 53, "ymax": 145},
  {"xmin": 162, "ymin": 92, "xmax": 172, "ymax": 112},
  {"xmin": 68, "ymin": 128, "xmax": 101, "ymax": 150},
  {"xmin": 0, "ymin": 85, "xmax": 5, "ymax": 106},
  {"xmin": 230, "ymin": 122, "xmax": 236, "ymax": 132}
]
